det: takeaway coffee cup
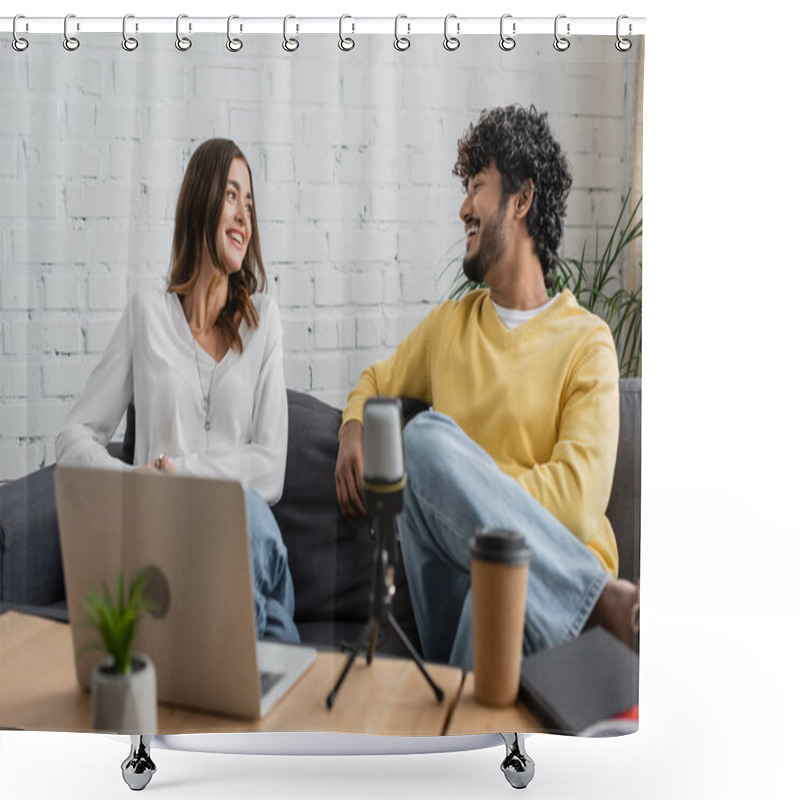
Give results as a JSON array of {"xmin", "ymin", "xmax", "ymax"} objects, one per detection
[{"xmin": 469, "ymin": 528, "xmax": 531, "ymax": 707}]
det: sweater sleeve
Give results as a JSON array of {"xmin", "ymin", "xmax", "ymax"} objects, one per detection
[
  {"xmin": 55, "ymin": 302, "xmax": 134, "ymax": 471},
  {"xmin": 341, "ymin": 304, "xmax": 439, "ymax": 430},
  {"xmin": 516, "ymin": 338, "xmax": 620, "ymax": 545},
  {"xmin": 170, "ymin": 303, "xmax": 289, "ymax": 505}
]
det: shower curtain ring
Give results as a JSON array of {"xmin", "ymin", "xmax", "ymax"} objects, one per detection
[
  {"xmin": 553, "ymin": 14, "xmax": 570, "ymax": 52},
  {"xmin": 443, "ymin": 14, "xmax": 460, "ymax": 51},
  {"xmin": 122, "ymin": 14, "xmax": 139, "ymax": 51},
  {"xmin": 615, "ymin": 15, "xmax": 632, "ymax": 52},
  {"xmin": 283, "ymin": 15, "xmax": 299, "ymax": 52},
  {"xmin": 12, "ymin": 15, "xmax": 29, "ymax": 52},
  {"xmin": 499, "ymin": 14, "xmax": 516, "ymax": 51},
  {"xmin": 176, "ymin": 14, "xmax": 192, "ymax": 51},
  {"xmin": 63, "ymin": 13, "xmax": 80, "ymax": 51},
  {"xmin": 339, "ymin": 15, "xmax": 355, "ymax": 51},
  {"xmin": 226, "ymin": 15, "xmax": 243, "ymax": 52},
  {"xmin": 394, "ymin": 15, "xmax": 410, "ymax": 51}
]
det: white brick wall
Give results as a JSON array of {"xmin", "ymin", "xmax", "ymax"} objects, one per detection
[{"xmin": 0, "ymin": 34, "xmax": 640, "ymax": 482}]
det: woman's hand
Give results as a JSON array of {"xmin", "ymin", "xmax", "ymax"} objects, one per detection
[
  {"xmin": 335, "ymin": 420, "xmax": 366, "ymax": 518},
  {"xmin": 137, "ymin": 454, "xmax": 177, "ymax": 474}
]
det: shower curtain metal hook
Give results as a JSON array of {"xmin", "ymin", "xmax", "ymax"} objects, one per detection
[
  {"xmin": 499, "ymin": 14, "xmax": 516, "ymax": 51},
  {"xmin": 12, "ymin": 14, "xmax": 29, "ymax": 52},
  {"xmin": 615, "ymin": 15, "xmax": 632, "ymax": 52},
  {"xmin": 339, "ymin": 14, "xmax": 355, "ymax": 51},
  {"xmin": 443, "ymin": 14, "xmax": 460, "ymax": 51},
  {"xmin": 282, "ymin": 15, "xmax": 299, "ymax": 52},
  {"xmin": 63, "ymin": 13, "xmax": 80, "ymax": 51},
  {"xmin": 394, "ymin": 14, "xmax": 410, "ymax": 51},
  {"xmin": 226, "ymin": 15, "xmax": 243, "ymax": 52},
  {"xmin": 122, "ymin": 14, "xmax": 139, "ymax": 51},
  {"xmin": 176, "ymin": 14, "xmax": 192, "ymax": 51},
  {"xmin": 553, "ymin": 14, "xmax": 570, "ymax": 52}
]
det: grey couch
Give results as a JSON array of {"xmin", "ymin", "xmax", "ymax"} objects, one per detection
[{"xmin": 0, "ymin": 380, "xmax": 640, "ymax": 654}]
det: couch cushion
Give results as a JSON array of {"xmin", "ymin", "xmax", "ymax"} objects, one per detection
[
  {"xmin": 0, "ymin": 441, "xmax": 130, "ymax": 614},
  {"xmin": 606, "ymin": 378, "xmax": 641, "ymax": 583},
  {"xmin": 122, "ymin": 404, "xmax": 136, "ymax": 465},
  {"xmin": 273, "ymin": 390, "xmax": 421, "ymax": 650},
  {"xmin": 0, "ymin": 465, "xmax": 65, "ymax": 607}
]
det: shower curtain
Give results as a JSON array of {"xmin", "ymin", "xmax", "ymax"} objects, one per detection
[{"xmin": 0, "ymin": 25, "xmax": 643, "ymax": 742}]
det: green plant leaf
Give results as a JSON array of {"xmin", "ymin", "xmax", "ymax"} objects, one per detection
[
  {"xmin": 81, "ymin": 568, "xmax": 157, "ymax": 676},
  {"xmin": 117, "ymin": 570, "xmax": 125, "ymax": 616}
]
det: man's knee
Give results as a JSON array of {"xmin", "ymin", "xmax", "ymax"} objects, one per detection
[
  {"xmin": 403, "ymin": 410, "xmax": 457, "ymax": 466},
  {"xmin": 403, "ymin": 410, "xmax": 432, "ymax": 459},
  {"xmin": 403, "ymin": 411, "xmax": 470, "ymax": 498}
]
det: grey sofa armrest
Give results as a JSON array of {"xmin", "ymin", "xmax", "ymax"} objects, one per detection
[
  {"xmin": 606, "ymin": 377, "xmax": 641, "ymax": 583},
  {"xmin": 0, "ymin": 440, "xmax": 129, "ymax": 610},
  {"xmin": 0, "ymin": 465, "xmax": 63, "ymax": 607}
]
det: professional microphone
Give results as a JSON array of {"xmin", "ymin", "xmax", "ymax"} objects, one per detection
[
  {"xmin": 363, "ymin": 397, "xmax": 406, "ymax": 522},
  {"xmin": 327, "ymin": 396, "xmax": 444, "ymax": 708}
]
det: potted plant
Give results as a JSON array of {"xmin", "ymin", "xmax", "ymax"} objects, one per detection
[{"xmin": 82, "ymin": 569, "xmax": 159, "ymax": 734}]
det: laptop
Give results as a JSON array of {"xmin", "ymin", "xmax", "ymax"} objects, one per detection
[{"xmin": 54, "ymin": 465, "xmax": 316, "ymax": 720}]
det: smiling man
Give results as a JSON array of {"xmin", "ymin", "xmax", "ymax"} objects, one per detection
[{"xmin": 335, "ymin": 106, "xmax": 637, "ymax": 669}]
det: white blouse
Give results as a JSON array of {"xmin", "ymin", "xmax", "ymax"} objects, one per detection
[{"xmin": 56, "ymin": 289, "xmax": 289, "ymax": 505}]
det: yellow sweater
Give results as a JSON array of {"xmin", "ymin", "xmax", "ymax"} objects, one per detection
[{"xmin": 342, "ymin": 289, "xmax": 621, "ymax": 574}]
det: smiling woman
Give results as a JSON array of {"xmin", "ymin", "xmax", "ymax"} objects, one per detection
[
  {"xmin": 216, "ymin": 160, "xmax": 252, "ymax": 274},
  {"xmin": 55, "ymin": 138, "xmax": 299, "ymax": 646},
  {"xmin": 167, "ymin": 139, "xmax": 264, "ymax": 360}
]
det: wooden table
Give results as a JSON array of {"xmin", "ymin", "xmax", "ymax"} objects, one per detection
[
  {"xmin": 0, "ymin": 611, "xmax": 545, "ymax": 736},
  {"xmin": 445, "ymin": 673, "xmax": 541, "ymax": 734}
]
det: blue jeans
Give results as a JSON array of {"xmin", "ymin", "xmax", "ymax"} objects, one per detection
[
  {"xmin": 398, "ymin": 411, "xmax": 610, "ymax": 670},
  {"xmin": 245, "ymin": 487, "xmax": 300, "ymax": 643}
]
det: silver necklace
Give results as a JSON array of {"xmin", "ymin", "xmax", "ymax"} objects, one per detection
[{"xmin": 192, "ymin": 337, "xmax": 219, "ymax": 450}]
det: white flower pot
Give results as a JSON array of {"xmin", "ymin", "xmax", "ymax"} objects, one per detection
[{"xmin": 91, "ymin": 653, "xmax": 158, "ymax": 734}]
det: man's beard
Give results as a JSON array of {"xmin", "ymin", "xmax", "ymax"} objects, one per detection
[{"xmin": 462, "ymin": 204, "xmax": 508, "ymax": 285}]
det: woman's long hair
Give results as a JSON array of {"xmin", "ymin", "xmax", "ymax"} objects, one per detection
[{"xmin": 167, "ymin": 139, "xmax": 266, "ymax": 353}]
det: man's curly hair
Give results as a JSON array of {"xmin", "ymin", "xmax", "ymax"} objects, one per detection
[{"xmin": 454, "ymin": 105, "xmax": 572, "ymax": 286}]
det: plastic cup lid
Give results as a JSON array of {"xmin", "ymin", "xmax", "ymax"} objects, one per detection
[{"xmin": 469, "ymin": 528, "xmax": 531, "ymax": 565}]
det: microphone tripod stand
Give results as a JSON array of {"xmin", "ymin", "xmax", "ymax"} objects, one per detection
[{"xmin": 326, "ymin": 513, "xmax": 445, "ymax": 709}]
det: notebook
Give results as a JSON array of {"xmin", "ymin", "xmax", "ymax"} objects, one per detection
[{"xmin": 518, "ymin": 627, "xmax": 638, "ymax": 735}]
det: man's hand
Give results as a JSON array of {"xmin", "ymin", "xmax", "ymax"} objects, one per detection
[{"xmin": 335, "ymin": 419, "xmax": 366, "ymax": 518}]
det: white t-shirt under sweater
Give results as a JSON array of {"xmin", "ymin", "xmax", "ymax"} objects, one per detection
[
  {"xmin": 491, "ymin": 293, "xmax": 559, "ymax": 330},
  {"xmin": 56, "ymin": 289, "xmax": 289, "ymax": 505}
]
